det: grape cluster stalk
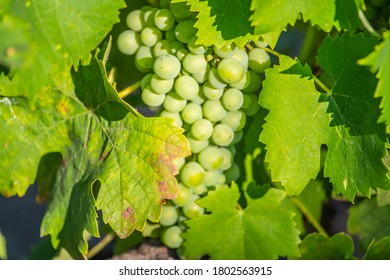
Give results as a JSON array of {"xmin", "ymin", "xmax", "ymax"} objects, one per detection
[{"xmin": 117, "ymin": 0, "xmax": 271, "ymax": 258}]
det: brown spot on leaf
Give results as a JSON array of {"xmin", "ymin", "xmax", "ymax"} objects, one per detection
[
  {"xmin": 56, "ymin": 100, "xmax": 68, "ymax": 115},
  {"xmin": 122, "ymin": 207, "xmax": 133, "ymax": 219}
]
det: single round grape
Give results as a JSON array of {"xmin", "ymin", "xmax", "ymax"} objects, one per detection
[
  {"xmin": 169, "ymin": 2, "xmax": 193, "ymax": 20},
  {"xmin": 225, "ymin": 163, "xmax": 241, "ymax": 183},
  {"xmin": 213, "ymin": 44, "xmax": 238, "ymax": 58},
  {"xmin": 221, "ymin": 88, "xmax": 244, "ymax": 111},
  {"xmin": 198, "ymin": 146, "xmax": 224, "ymax": 170},
  {"xmin": 244, "ymin": 70, "xmax": 262, "ymax": 93},
  {"xmin": 218, "ymin": 173, "xmax": 227, "ymax": 185},
  {"xmin": 150, "ymin": 74, "xmax": 174, "ymax": 95},
  {"xmin": 248, "ymin": 48, "xmax": 271, "ymax": 73},
  {"xmin": 188, "ymin": 36, "xmax": 207, "ymax": 54},
  {"xmin": 117, "ymin": 30, "xmax": 141, "ymax": 55},
  {"xmin": 254, "ymin": 37, "xmax": 268, "ymax": 48},
  {"xmin": 230, "ymin": 48, "xmax": 249, "ymax": 69},
  {"xmin": 160, "ymin": 110, "xmax": 183, "ymax": 127},
  {"xmin": 154, "ymin": 9, "xmax": 175, "ymax": 31},
  {"xmin": 229, "ymin": 71, "xmax": 251, "ymax": 90},
  {"xmin": 181, "ymin": 102, "xmax": 203, "ymax": 124},
  {"xmin": 212, "ymin": 123, "xmax": 235, "ymax": 146},
  {"xmin": 143, "ymin": 7, "xmax": 158, "ymax": 27},
  {"xmin": 160, "ymin": 205, "xmax": 179, "ymax": 226},
  {"xmin": 126, "ymin": 10, "xmax": 145, "ymax": 31},
  {"xmin": 153, "ymin": 40, "xmax": 171, "ymax": 57},
  {"xmin": 175, "ymin": 75, "xmax": 199, "ymax": 99},
  {"xmin": 175, "ymin": 20, "xmax": 197, "ymax": 44},
  {"xmin": 141, "ymin": 73, "xmax": 153, "ymax": 90},
  {"xmin": 141, "ymin": 86, "xmax": 165, "ymax": 107},
  {"xmin": 153, "ymin": 54, "xmax": 181, "ymax": 80},
  {"xmin": 135, "ymin": 46, "xmax": 155, "ymax": 72},
  {"xmin": 173, "ymin": 157, "xmax": 186, "ymax": 171},
  {"xmin": 183, "ymin": 53, "xmax": 207, "ymax": 74},
  {"xmin": 230, "ymin": 129, "xmax": 243, "ymax": 146},
  {"xmin": 203, "ymin": 170, "xmax": 222, "ymax": 187},
  {"xmin": 208, "ymin": 68, "xmax": 227, "ymax": 89},
  {"xmin": 164, "ymin": 92, "xmax": 187, "ymax": 113},
  {"xmin": 191, "ymin": 64, "xmax": 210, "ymax": 83},
  {"xmin": 182, "ymin": 197, "xmax": 204, "ymax": 219},
  {"xmin": 219, "ymin": 147, "xmax": 233, "ymax": 171},
  {"xmin": 180, "ymin": 161, "xmax": 205, "ymax": 187},
  {"xmin": 217, "ymin": 57, "xmax": 245, "ymax": 83},
  {"xmin": 187, "ymin": 132, "xmax": 209, "ymax": 153},
  {"xmin": 203, "ymin": 100, "xmax": 227, "ymax": 123},
  {"xmin": 161, "ymin": 225, "xmax": 183, "ymax": 249},
  {"xmin": 202, "ymin": 82, "xmax": 224, "ymax": 100},
  {"xmin": 243, "ymin": 93, "xmax": 260, "ymax": 116},
  {"xmin": 140, "ymin": 26, "xmax": 162, "ymax": 47},
  {"xmin": 173, "ymin": 183, "xmax": 193, "ymax": 207},
  {"xmin": 221, "ymin": 110, "xmax": 247, "ymax": 131},
  {"xmin": 191, "ymin": 118, "xmax": 213, "ymax": 140}
]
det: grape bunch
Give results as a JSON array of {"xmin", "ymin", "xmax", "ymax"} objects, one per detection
[
  {"xmin": 117, "ymin": 0, "xmax": 271, "ymax": 257},
  {"xmin": 364, "ymin": 0, "xmax": 390, "ymax": 29}
]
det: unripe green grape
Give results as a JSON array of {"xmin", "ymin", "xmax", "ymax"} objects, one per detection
[
  {"xmin": 176, "ymin": 48, "xmax": 189, "ymax": 61},
  {"xmin": 180, "ymin": 161, "xmax": 205, "ymax": 187},
  {"xmin": 187, "ymin": 133, "xmax": 209, "ymax": 153},
  {"xmin": 188, "ymin": 36, "xmax": 207, "ymax": 54},
  {"xmin": 153, "ymin": 40, "xmax": 171, "ymax": 57},
  {"xmin": 175, "ymin": 75, "xmax": 199, "ymax": 99},
  {"xmin": 243, "ymin": 93, "xmax": 260, "ymax": 116},
  {"xmin": 173, "ymin": 157, "xmax": 186, "ymax": 172},
  {"xmin": 248, "ymin": 48, "xmax": 271, "ymax": 73},
  {"xmin": 212, "ymin": 123, "xmax": 235, "ymax": 146},
  {"xmin": 169, "ymin": 41, "xmax": 185, "ymax": 54},
  {"xmin": 126, "ymin": 10, "xmax": 145, "ymax": 31},
  {"xmin": 230, "ymin": 129, "xmax": 244, "ymax": 146},
  {"xmin": 203, "ymin": 170, "xmax": 222, "ymax": 187},
  {"xmin": 203, "ymin": 99, "xmax": 227, "ymax": 122},
  {"xmin": 221, "ymin": 88, "xmax": 244, "ymax": 111},
  {"xmin": 191, "ymin": 118, "xmax": 213, "ymax": 140},
  {"xmin": 175, "ymin": 20, "xmax": 197, "ymax": 44},
  {"xmin": 141, "ymin": 73, "xmax": 153, "ymax": 90},
  {"xmin": 173, "ymin": 184, "xmax": 193, "ymax": 207},
  {"xmin": 192, "ymin": 183, "xmax": 208, "ymax": 196},
  {"xmin": 254, "ymin": 37, "xmax": 269, "ymax": 48},
  {"xmin": 217, "ymin": 57, "xmax": 245, "ymax": 83},
  {"xmin": 117, "ymin": 30, "xmax": 141, "ymax": 55},
  {"xmin": 183, "ymin": 53, "xmax": 208, "ymax": 74},
  {"xmin": 218, "ymin": 173, "xmax": 227, "ymax": 185},
  {"xmin": 165, "ymin": 28, "xmax": 176, "ymax": 42},
  {"xmin": 140, "ymin": 26, "xmax": 162, "ymax": 47},
  {"xmin": 244, "ymin": 70, "xmax": 262, "ymax": 93},
  {"xmin": 153, "ymin": 54, "xmax": 181, "ymax": 80},
  {"xmin": 198, "ymin": 146, "xmax": 224, "ymax": 170},
  {"xmin": 190, "ymin": 88, "xmax": 206, "ymax": 105},
  {"xmin": 169, "ymin": 2, "xmax": 193, "ymax": 20},
  {"xmin": 202, "ymin": 82, "xmax": 224, "ymax": 100},
  {"xmin": 229, "ymin": 71, "xmax": 251, "ymax": 90},
  {"xmin": 143, "ymin": 7, "xmax": 158, "ymax": 27},
  {"xmin": 154, "ymin": 9, "xmax": 175, "ymax": 31},
  {"xmin": 213, "ymin": 43, "xmax": 238, "ymax": 58},
  {"xmin": 181, "ymin": 102, "xmax": 203, "ymax": 124},
  {"xmin": 208, "ymin": 68, "xmax": 227, "ymax": 89},
  {"xmin": 221, "ymin": 110, "xmax": 247, "ymax": 131},
  {"xmin": 150, "ymin": 74, "xmax": 174, "ymax": 94},
  {"xmin": 160, "ymin": 205, "xmax": 179, "ymax": 226},
  {"xmin": 182, "ymin": 196, "xmax": 204, "ymax": 218},
  {"xmin": 160, "ymin": 110, "xmax": 183, "ymax": 127},
  {"xmin": 230, "ymin": 48, "xmax": 249, "ymax": 69},
  {"xmin": 135, "ymin": 46, "xmax": 155, "ymax": 72},
  {"xmin": 191, "ymin": 64, "xmax": 210, "ymax": 83},
  {"xmin": 219, "ymin": 147, "xmax": 233, "ymax": 171},
  {"xmin": 225, "ymin": 163, "xmax": 241, "ymax": 183},
  {"xmin": 163, "ymin": 92, "xmax": 187, "ymax": 113},
  {"xmin": 161, "ymin": 225, "xmax": 183, "ymax": 249},
  {"xmin": 141, "ymin": 86, "xmax": 165, "ymax": 107}
]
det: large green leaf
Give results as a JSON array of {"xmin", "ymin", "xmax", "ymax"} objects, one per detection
[
  {"xmin": 364, "ymin": 237, "xmax": 390, "ymax": 260},
  {"xmin": 360, "ymin": 31, "xmax": 390, "ymax": 133},
  {"xmin": 259, "ymin": 33, "xmax": 389, "ymax": 201},
  {"xmin": 0, "ymin": 54, "xmax": 190, "ymax": 259},
  {"xmin": 0, "ymin": 0, "xmax": 125, "ymax": 101},
  {"xmin": 183, "ymin": 183, "xmax": 300, "ymax": 259}
]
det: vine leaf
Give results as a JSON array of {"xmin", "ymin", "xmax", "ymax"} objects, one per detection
[
  {"xmin": 290, "ymin": 233, "xmax": 355, "ymax": 260},
  {"xmin": 348, "ymin": 198, "xmax": 390, "ymax": 252},
  {"xmin": 360, "ymin": 31, "xmax": 390, "ymax": 133},
  {"xmin": 183, "ymin": 183, "xmax": 300, "ymax": 259},
  {"xmin": 0, "ymin": 54, "xmax": 190, "ymax": 259},
  {"xmin": 171, "ymin": 0, "xmax": 258, "ymax": 48},
  {"xmin": 259, "ymin": 33, "xmax": 389, "ymax": 201},
  {"xmin": 0, "ymin": 0, "xmax": 125, "ymax": 102},
  {"xmin": 364, "ymin": 237, "xmax": 390, "ymax": 259}
]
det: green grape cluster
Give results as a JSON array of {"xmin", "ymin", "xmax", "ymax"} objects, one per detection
[
  {"xmin": 117, "ymin": 0, "xmax": 271, "ymax": 256},
  {"xmin": 364, "ymin": 0, "xmax": 390, "ymax": 29}
]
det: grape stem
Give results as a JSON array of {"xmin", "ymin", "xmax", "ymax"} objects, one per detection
[
  {"xmin": 358, "ymin": 10, "xmax": 381, "ymax": 38},
  {"xmin": 86, "ymin": 233, "xmax": 115, "ymax": 259},
  {"xmin": 118, "ymin": 80, "xmax": 142, "ymax": 99}
]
